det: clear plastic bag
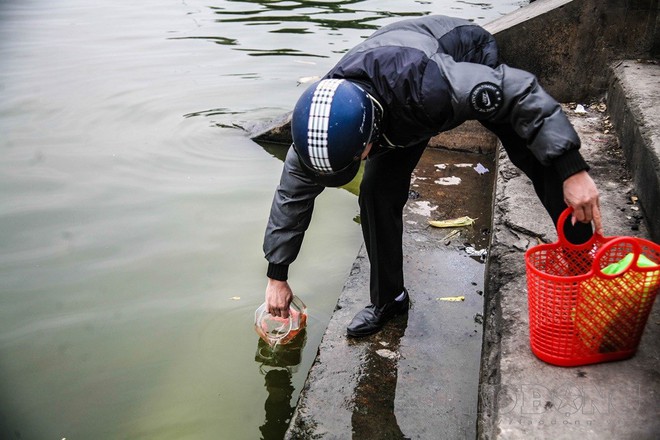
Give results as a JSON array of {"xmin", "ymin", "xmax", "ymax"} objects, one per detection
[{"xmin": 254, "ymin": 296, "xmax": 307, "ymax": 347}]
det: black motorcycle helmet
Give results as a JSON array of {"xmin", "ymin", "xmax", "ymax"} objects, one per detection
[{"xmin": 291, "ymin": 79, "xmax": 382, "ymax": 187}]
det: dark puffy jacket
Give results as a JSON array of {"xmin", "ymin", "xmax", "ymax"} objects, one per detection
[
  {"xmin": 263, "ymin": 15, "xmax": 587, "ymax": 281},
  {"xmin": 327, "ymin": 15, "xmax": 500, "ymax": 148}
]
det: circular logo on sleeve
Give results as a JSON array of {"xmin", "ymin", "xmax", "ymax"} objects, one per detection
[{"xmin": 469, "ymin": 82, "xmax": 503, "ymax": 115}]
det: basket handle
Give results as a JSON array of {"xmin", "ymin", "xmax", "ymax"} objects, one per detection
[
  {"xmin": 591, "ymin": 236, "xmax": 643, "ymax": 280},
  {"xmin": 556, "ymin": 207, "xmax": 603, "ymax": 248}
]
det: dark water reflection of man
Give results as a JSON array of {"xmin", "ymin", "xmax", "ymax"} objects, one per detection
[
  {"xmin": 255, "ymin": 329, "xmax": 307, "ymax": 440},
  {"xmin": 260, "ymin": 369, "xmax": 295, "ymax": 440}
]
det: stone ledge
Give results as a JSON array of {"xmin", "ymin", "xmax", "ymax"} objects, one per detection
[
  {"xmin": 607, "ymin": 59, "xmax": 660, "ymax": 243},
  {"xmin": 478, "ymin": 100, "xmax": 660, "ymax": 439}
]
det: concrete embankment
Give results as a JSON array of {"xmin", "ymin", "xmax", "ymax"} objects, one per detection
[
  {"xmin": 478, "ymin": 1, "xmax": 660, "ymax": 437},
  {"xmin": 607, "ymin": 60, "xmax": 660, "ymax": 243}
]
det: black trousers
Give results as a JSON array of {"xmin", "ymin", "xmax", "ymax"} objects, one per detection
[{"xmin": 359, "ymin": 124, "xmax": 592, "ymax": 307}]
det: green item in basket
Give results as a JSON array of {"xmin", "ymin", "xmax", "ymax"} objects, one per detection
[
  {"xmin": 602, "ymin": 253, "xmax": 658, "ymax": 275},
  {"xmin": 576, "ymin": 253, "xmax": 660, "ymax": 353}
]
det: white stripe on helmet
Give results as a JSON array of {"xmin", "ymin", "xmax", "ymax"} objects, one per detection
[{"xmin": 307, "ymin": 79, "xmax": 343, "ymax": 173}]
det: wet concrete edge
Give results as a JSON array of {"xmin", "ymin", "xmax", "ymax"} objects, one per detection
[{"xmin": 284, "ymin": 130, "xmax": 498, "ymax": 439}]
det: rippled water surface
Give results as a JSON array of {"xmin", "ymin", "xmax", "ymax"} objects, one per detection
[{"xmin": 1, "ymin": 1, "xmax": 526, "ymax": 438}]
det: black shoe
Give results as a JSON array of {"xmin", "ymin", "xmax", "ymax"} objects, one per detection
[{"xmin": 346, "ymin": 292, "xmax": 410, "ymax": 338}]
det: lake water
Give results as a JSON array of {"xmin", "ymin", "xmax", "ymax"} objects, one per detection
[{"xmin": 0, "ymin": 1, "xmax": 526, "ymax": 438}]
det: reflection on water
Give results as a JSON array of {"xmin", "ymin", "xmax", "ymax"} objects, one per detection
[
  {"xmin": 211, "ymin": 0, "xmax": 384, "ymax": 27},
  {"xmin": 261, "ymin": 369, "xmax": 295, "ymax": 439},
  {"xmin": 183, "ymin": 108, "xmax": 247, "ymax": 118},
  {"xmin": 0, "ymin": 0, "xmax": 526, "ymax": 438},
  {"xmin": 351, "ymin": 314, "xmax": 408, "ymax": 439},
  {"xmin": 255, "ymin": 329, "xmax": 307, "ymax": 440},
  {"xmin": 173, "ymin": 0, "xmax": 517, "ymax": 59},
  {"xmin": 176, "ymin": 0, "xmax": 383, "ymax": 58}
]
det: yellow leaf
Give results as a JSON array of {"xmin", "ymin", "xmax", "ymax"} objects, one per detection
[
  {"xmin": 437, "ymin": 296, "xmax": 465, "ymax": 302},
  {"xmin": 442, "ymin": 229, "xmax": 461, "ymax": 241},
  {"xmin": 428, "ymin": 216, "xmax": 476, "ymax": 228},
  {"xmin": 230, "ymin": 296, "xmax": 241, "ymax": 301}
]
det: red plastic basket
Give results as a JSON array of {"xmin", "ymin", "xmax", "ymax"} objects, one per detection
[{"xmin": 525, "ymin": 208, "xmax": 660, "ymax": 367}]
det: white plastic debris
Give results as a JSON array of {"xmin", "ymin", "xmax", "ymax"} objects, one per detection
[
  {"xmin": 408, "ymin": 200, "xmax": 438, "ymax": 216},
  {"xmin": 575, "ymin": 104, "xmax": 587, "ymax": 114},
  {"xmin": 435, "ymin": 176, "xmax": 462, "ymax": 186},
  {"xmin": 375, "ymin": 349, "xmax": 399, "ymax": 360},
  {"xmin": 465, "ymin": 246, "xmax": 488, "ymax": 261},
  {"xmin": 474, "ymin": 163, "xmax": 489, "ymax": 175}
]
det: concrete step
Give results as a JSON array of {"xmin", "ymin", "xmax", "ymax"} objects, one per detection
[
  {"xmin": 285, "ymin": 135, "xmax": 500, "ymax": 439},
  {"xmin": 478, "ymin": 62, "xmax": 660, "ymax": 439},
  {"xmin": 608, "ymin": 60, "xmax": 660, "ymax": 243}
]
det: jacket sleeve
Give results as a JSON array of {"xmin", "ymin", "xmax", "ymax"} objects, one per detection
[
  {"xmin": 263, "ymin": 146, "xmax": 325, "ymax": 281},
  {"xmin": 434, "ymin": 53, "xmax": 589, "ymax": 180}
]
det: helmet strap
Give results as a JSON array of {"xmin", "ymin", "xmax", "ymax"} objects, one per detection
[{"xmin": 367, "ymin": 93, "xmax": 384, "ymax": 147}]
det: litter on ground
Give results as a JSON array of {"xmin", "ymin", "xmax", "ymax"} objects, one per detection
[
  {"xmin": 474, "ymin": 163, "xmax": 489, "ymax": 174},
  {"xmin": 435, "ymin": 176, "xmax": 462, "ymax": 186},
  {"xmin": 428, "ymin": 216, "xmax": 476, "ymax": 228},
  {"xmin": 464, "ymin": 246, "xmax": 488, "ymax": 261},
  {"xmin": 437, "ymin": 296, "xmax": 465, "ymax": 302},
  {"xmin": 376, "ymin": 349, "xmax": 399, "ymax": 360}
]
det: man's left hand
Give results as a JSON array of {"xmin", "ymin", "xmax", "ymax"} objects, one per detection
[{"xmin": 563, "ymin": 170, "xmax": 604, "ymax": 236}]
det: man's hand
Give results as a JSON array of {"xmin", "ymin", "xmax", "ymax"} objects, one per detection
[
  {"xmin": 266, "ymin": 278, "xmax": 293, "ymax": 318},
  {"xmin": 563, "ymin": 170, "xmax": 604, "ymax": 236}
]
